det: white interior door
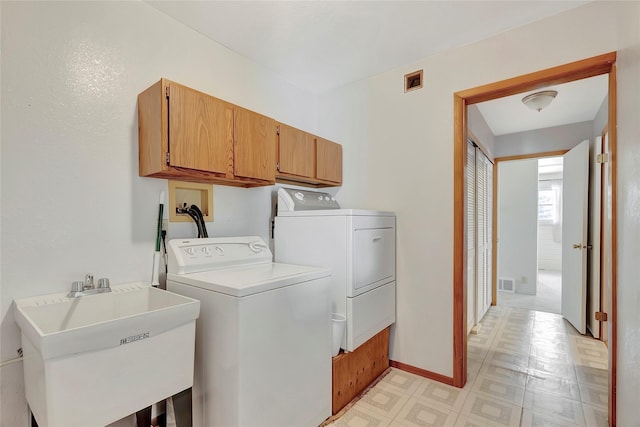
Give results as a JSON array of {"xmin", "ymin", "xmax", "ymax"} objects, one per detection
[{"xmin": 561, "ymin": 140, "xmax": 589, "ymax": 334}]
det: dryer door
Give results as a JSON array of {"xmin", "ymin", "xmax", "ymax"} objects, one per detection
[{"xmin": 351, "ymin": 225, "xmax": 395, "ymax": 296}]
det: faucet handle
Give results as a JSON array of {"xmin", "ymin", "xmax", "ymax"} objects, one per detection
[
  {"xmin": 71, "ymin": 281, "xmax": 84, "ymax": 293},
  {"xmin": 97, "ymin": 278, "xmax": 110, "ymax": 289}
]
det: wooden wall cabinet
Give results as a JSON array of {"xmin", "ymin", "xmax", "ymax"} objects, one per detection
[
  {"xmin": 276, "ymin": 123, "xmax": 343, "ymax": 187},
  {"xmin": 138, "ymin": 79, "xmax": 276, "ymax": 187}
]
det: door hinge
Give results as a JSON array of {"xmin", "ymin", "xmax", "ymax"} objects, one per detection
[
  {"xmin": 595, "ymin": 311, "xmax": 608, "ymax": 321},
  {"xmin": 165, "ymin": 86, "xmax": 170, "ymax": 98},
  {"xmin": 276, "ymin": 125, "xmax": 280, "ymax": 136},
  {"xmin": 165, "ymin": 152, "xmax": 170, "ymax": 164},
  {"xmin": 597, "ymin": 153, "xmax": 609, "ymax": 164},
  {"xmin": 276, "ymin": 161, "xmax": 280, "ymax": 171}
]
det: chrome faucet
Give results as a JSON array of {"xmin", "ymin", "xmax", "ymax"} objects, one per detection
[{"xmin": 68, "ymin": 273, "xmax": 111, "ymax": 298}]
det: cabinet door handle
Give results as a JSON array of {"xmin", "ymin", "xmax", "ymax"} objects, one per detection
[{"xmin": 372, "ymin": 236, "xmax": 382, "ymax": 242}]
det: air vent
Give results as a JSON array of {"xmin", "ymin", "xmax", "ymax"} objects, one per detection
[
  {"xmin": 404, "ymin": 70, "xmax": 423, "ymax": 93},
  {"xmin": 498, "ymin": 277, "xmax": 515, "ymax": 293}
]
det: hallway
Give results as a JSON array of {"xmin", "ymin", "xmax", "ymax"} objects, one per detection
[
  {"xmin": 498, "ymin": 270, "xmax": 562, "ymax": 314},
  {"xmin": 327, "ymin": 306, "xmax": 608, "ymax": 427}
]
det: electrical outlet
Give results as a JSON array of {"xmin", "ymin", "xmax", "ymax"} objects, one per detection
[
  {"xmin": 521, "ymin": 276, "xmax": 527, "ymax": 284},
  {"xmin": 162, "ymin": 219, "xmax": 168, "ymax": 231}
]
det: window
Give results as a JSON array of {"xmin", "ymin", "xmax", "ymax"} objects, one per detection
[{"xmin": 538, "ymin": 188, "xmax": 558, "ymax": 223}]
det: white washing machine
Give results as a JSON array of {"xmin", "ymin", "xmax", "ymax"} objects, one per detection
[
  {"xmin": 166, "ymin": 236, "xmax": 331, "ymax": 427},
  {"xmin": 274, "ymin": 188, "xmax": 396, "ymax": 352}
]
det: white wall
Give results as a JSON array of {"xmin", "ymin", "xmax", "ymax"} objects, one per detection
[
  {"xmin": 612, "ymin": 3, "xmax": 640, "ymax": 424},
  {"xmin": 315, "ymin": 4, "xmax": 640, "ymax": 412},
  {"xmin": 467, "ymin": 105, "xmax": 495, "ymax": 158},
  {"xmin": 494, "ymin": 121, "xmax": 593, "ymax": 158},
  {"xmin": 498, "ymin": 159, "xmax": 539, "ymax": 294},
  {"xmin": 0, "ymin": 2, "xmax": 317, "ymax": 426}
]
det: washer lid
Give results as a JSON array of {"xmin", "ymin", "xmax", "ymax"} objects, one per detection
[{"xmin": 167, "ymin": 263, "xmax": 330, "ymax": 297}]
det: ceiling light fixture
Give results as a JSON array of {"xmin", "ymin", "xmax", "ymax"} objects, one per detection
[{"xmin": 522, "ymin": 90, "xmax": 558, "ymax": 112}]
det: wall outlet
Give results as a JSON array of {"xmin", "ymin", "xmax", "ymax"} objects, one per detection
[
  {"xmin": 162, "ymin": 219, "xmax": 168, "ymax": 231},
  {"xmin": 521, "ymin": 276, "xmax": 527, "ymax": 284}
]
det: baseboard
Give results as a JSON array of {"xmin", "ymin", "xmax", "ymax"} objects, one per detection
[{"xmin": 389, "ymin": 360, "xmax": 455, "ymax": 386}]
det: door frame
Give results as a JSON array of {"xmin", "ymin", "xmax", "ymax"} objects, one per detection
[{"xmin": 452, "ymin": 52, "xmax": 617, "ymax": 423}]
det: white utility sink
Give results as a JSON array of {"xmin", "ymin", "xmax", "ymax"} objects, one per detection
[{"xmin": 13, "ymin": 283, "xmax": 200, "ymax": 427}]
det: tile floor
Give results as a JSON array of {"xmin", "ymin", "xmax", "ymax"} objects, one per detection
[
  {"xmin": 498, "ymin": 270, "xmax": 561, "ymax": 314},
  {"xmin": 327, "ymin": 306, "xmax": 609, "ymax": 427}
]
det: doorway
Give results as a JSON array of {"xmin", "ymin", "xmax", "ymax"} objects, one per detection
[
  {"xmin": 496, "ymin": 154, "xmax": 565, "ymax": 315},
  {"xmin": 452, "ymin": 53, "xmax": 617, "ymax": 425}
]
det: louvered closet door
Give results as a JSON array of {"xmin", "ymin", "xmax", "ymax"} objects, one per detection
[
  {"xmin": 476, "ymin": 152, "xmax": 492, "ymax": 320},
  {"xmin": 485, "ymin": 159, "xmax": 493, "ymax": 310},
  {"xmin": 466, "ymin": 141, "xmax": 476, "ymax": 334}
]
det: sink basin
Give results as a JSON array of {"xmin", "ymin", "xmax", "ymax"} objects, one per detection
[{"xmin": 13, "ymin": 283, "xmax": 200, "ymax": 427}]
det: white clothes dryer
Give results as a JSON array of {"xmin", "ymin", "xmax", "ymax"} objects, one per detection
[
  {"xmin": 166, "ymin": 236, "xmax": 331, "ymax": 427},
  {"xmin": 274, "ymin": 188, "xmax": 396, "ymax": 352}
]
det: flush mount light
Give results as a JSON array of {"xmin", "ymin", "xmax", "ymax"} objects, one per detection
[{"xmin": 522, "ymin": 90, "xmax": 558, "ymax": 112}]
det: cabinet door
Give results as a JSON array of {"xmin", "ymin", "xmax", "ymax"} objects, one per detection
[
  {"xmin": 278, "ymin": 123, "xmax": 315, "ymax": 178},
  {"xmin": 316, "ymin": 137, "xmax": 342, "ymax": 183},
  {"xmin": 234, "ymin": 107, "xmax": 276, "ymax": 182},
  {"xmin": 168, "ymin": 83, "xmax": 233, "ymax": 174}
]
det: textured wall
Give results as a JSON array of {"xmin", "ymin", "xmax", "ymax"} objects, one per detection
[{"xmin": 0, "ymin": 2, "xmax": 316, "ymax": 425}]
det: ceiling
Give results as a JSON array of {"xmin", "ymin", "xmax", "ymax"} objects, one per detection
[
  {"xmin": 476, "ymin": 74, "xmax": 609, "ymax": 136},
  {"xmin": 147, "ymin": 1, "xmax": 604, "ymax": 135}
]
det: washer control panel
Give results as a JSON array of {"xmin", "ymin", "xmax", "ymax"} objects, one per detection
[{"xmin": 167, "ymin": 236, "xmax": 272, "ymax": 274}]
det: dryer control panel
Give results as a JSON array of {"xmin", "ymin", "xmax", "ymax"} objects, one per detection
[{"xmin": 277, "ymin": 188, "xmax": 340, "ymax": 213}]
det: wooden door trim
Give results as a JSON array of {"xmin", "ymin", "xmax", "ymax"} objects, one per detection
[
  {"xmin": 598, "ymin": 127, "xmax": 607, "ymax": 341},
  {"xmin": 608, "ymin": 62, "xmax": 617, "ymax": 427},
  {"xmin": 494, "ymin": 150, "xmax": 568, "ymax": 163},
  {"xmin": 452, "ymin": 53, "xmax": 617, "ymax": 427}
]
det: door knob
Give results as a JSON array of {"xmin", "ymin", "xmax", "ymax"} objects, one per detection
[{"xmin": 573, "ymin": 243, "xmax": 582, "ymax": 249}]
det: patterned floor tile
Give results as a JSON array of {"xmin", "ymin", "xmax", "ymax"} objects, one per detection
[
  {"xmin": 460, "ymin": 392, "xmax": 522, "ymax": 427},
  {"xmin": 467, "ymin": 359, "xmax": 483, "ymax": 385},
  {"xmin": 478, "ymin": 363, "xmax": 528, "ymax": 387},
  {"xmin": 413, "ymin": 378, "xmax": 469, "ymax": 412},
  {"xmin": 485, "ymin": 349, "xmax": 530, "ymax": 372},
  {"xmin": 393, "ymin": 397, "xmax": 458, "ymax": 427},
  {"xmin": 493, "ymin": 338, "xmax": 531, "ymax": 356},
  {"xmin": 528, "ymin": 357, "xmax": 577, "ymax": 382},
  {"xmin": 357, "ymin": 382, "xmax": 411, "ymax": 419},
  {"xmin": 525, "ymin": 375, "xmax": 581, "ymax": 401},
  {"xmin": 471, "ymin": 375, "xmax": 525, "ymax": 406},
  {"xmin": 523, "ymin": 390, "xmax": 585, "ymax": 426},
  {"xmin": 328, "ymin": 404, "xmax": 392, "ymax": 427},
  {"xmin": 575, "ymin": 366, "xmax": 608, "ymax": 389},
  {"xmin": 578, "ymin": 383, "xmax": 608, "ymax": 409},
  {"xmin": 332, "ymin": 306, "xmax": 611, "ymax": 427},
  {"xmin": 520, "ymin": 409, "xmax": 582, "ymax": 427},
  {"xmin": 530, "ymin": 346, "xmax": 572, "ymax": 364},
  {"xmin": 467, "ymin": 343, "xmax": 489, "ymax": 361},
  {"xmin": 583, "ymin": 404, "xmax": 608, "ymax": 427},
  {"xmin": 379, "ymin": 368, "xmax": 423, "ymax": 395}
]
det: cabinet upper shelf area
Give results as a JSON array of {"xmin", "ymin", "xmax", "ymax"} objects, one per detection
[
  {"xmin": 276, "ymin": 123, "xmax": 342, "ymax": 187},
  {"xmin": 138, "ymin": 79, "xmax": 276, "ymax": 187}
]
